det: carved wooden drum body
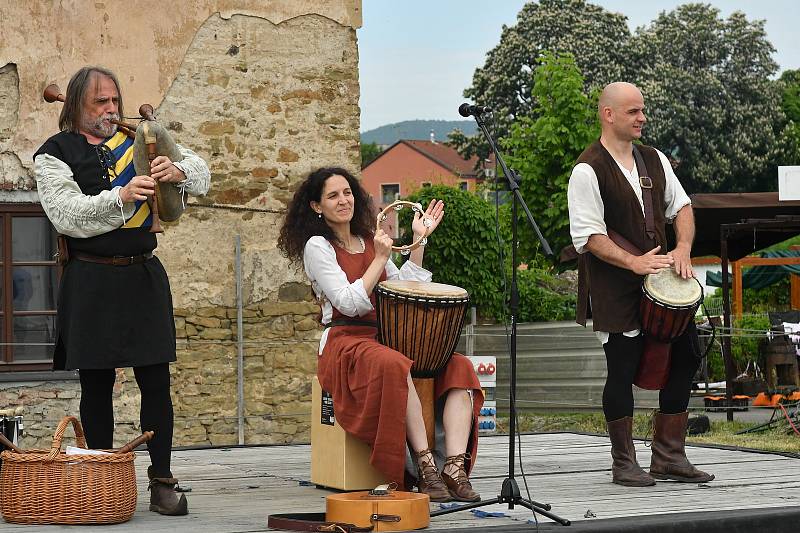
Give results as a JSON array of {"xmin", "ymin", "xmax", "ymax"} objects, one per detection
[
  {"xmin": 640, "ymin": 268, "xmax": 703, "ymax": 343},
  {"xmin": 375, "ymin": 280, "xmax": 470, "ymax": 378},
  {"xmin": 375, "ymin": 280, "xmax": 470, "ymax": 449}
]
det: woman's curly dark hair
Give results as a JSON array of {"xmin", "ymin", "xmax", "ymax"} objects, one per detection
[{"xmin": 277, "ymin": 167, "xmax": 376, "ymax": 264}]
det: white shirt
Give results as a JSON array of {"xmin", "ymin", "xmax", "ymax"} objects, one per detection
[
  {"xmin": 567, "ymin": 148, "xmax": 691, "ymax": 344},
  {"xmin": 34, "ymin": 144, "xmax": 210, "ymax": 238},
  {"xmin": 303, "ymin": 235, "xmax": 433, "ymax": 354}
]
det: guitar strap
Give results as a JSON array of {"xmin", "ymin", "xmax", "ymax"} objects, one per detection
[{"xmin": 267, "ymin": 512, "xmax": 376, "ymax": 532}]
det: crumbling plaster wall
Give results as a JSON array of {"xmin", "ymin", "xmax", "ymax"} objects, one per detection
[{"xmin": 0, "ymin": 1, "xmax": 362, "ymax": 447}]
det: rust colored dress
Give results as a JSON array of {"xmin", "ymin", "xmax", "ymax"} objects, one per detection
[{"xmin": 315, "ymin": 238, "xmax": 484, "ymax": 488}]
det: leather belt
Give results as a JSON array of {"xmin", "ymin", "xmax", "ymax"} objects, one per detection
[
  {"xmin": 322, "ymin": 319, "xmax": 378, "ymax": 328},
  {"xmin": 72, "ymin": 251, "xmax": 154, "ymax": 266}
]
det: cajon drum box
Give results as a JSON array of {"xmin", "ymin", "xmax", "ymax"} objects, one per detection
[{"xmin": 311, "ymin": 376, "xmax": 387, "ymax": 490}]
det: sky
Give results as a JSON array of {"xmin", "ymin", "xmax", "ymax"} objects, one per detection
[{"xmin": 357, "ymin": 0, "xmax": 800, "ymax": 132}]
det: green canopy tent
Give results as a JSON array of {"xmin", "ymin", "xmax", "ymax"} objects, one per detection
[{"xmin": 706, "ymin": 250, "xmax": 800, "ymax": 289}]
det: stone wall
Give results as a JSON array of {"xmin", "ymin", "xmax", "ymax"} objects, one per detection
[{"xmin": 0, "ymin": 2, "xmax": 361, "ymax": 449}]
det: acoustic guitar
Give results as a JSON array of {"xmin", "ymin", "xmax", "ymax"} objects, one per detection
[{"xmin": 326, "ymin": 487, "xmax": 430, "ymax": 532}]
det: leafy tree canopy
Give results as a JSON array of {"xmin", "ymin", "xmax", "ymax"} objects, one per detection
[
  {"xmin": 459, "ymin": 1, "xmax": 798, "ymax": 193},
  {"xmin": 629, "ymin": 3, "xmax": 788, "ymax": 192},
  {"xmin": 780, "ymin": 69, "xmax": 800, "ymax": 123},
  {"xmin": 360, "ymin": 141, "xmax": 383, "ymax": 168},
  {"xmin": 396, "ymin": 184, "xmax": 576, "ymax": 322},
  {"xmin": 460, "ymin": 0, "xmax": 629, "ymax": 146},
  {"xmin": 395, "ymin": 185, "xmax": 505, "ymax": 317},
  {"xmin": 503, "ymin": 52, "xmax": 599, "ymax": 262}
]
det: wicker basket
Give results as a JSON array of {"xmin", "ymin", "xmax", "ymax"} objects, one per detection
[{"xmin": 0, "ymin": 416, "xmax": 138, "ymax": 525}]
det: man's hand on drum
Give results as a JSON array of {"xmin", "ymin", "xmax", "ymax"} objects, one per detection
[
  {"xmin": 668, "ymin": 245, "xmax": 694, "ymax": 279},
  {"xmin": 630, "ymin": 246, "xmax": 673, "ymax": 275},
  {"xmin": 413, "ymin": 199, "xmax": 445, "ymax": 237},
  {"xmin": 374, "ymin": 229, "xmax": 393, "ymax": 260},
  {"xmin": 150, "ymin": 155, "xmax": 186, "ymax": 183}
]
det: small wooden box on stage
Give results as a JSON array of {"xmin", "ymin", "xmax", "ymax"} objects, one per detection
[{"xmin": 311, "ymin": 376, "xmax": 386, "ymax": 490}]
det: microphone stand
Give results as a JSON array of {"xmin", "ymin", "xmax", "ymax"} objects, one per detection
[{"xmin": 431, "ymin": 110, "xmax": 569, "ymax": 526}]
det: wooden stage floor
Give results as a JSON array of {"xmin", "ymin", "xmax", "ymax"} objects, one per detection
[{"xmin": 2, "ymin": 432, "xmax": 799, "ymax": 532}]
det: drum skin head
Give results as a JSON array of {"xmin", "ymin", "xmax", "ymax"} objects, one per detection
[
  {"xmin": 379, "ymin": 280, "xmax": 468, "ymax": 298},
  {"xmin": 643, "ymin": 268, "xmax": 702, "ymax": 306}
]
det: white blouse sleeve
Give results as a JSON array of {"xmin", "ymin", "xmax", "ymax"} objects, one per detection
[
  {"xmin": 172, "ymin": 144, "xmax": 210, "ymax": 197},
  {"xmin": 567, "ymin": 162, "xmax": 607, "ymax": 254},
  {"xmin": 657, "ymin": 150, "xmax": 691, "ymax": 221},
  {"xmin": 386, "ymin": 258, "xmax": 433, "ymax": 282},
  {"xmin": 34, "ymin": 153, "xmax": 135, "ymax": 238},
  {"xmin": 303, "ymin": 236, "xmax": 374, "ymax": 318}
]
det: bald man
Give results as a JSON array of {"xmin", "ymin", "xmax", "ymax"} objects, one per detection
[{"xmin": 567, "ymin": 82, "xmax": 714, "ymax": 487}]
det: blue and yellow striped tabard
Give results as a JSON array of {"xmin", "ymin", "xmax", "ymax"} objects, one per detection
[{"xmin": 104, "ymin": 131, "xmax": 152, "ymax": 228}]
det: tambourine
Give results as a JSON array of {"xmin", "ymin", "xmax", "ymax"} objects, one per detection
[{"xmin": 376, "ymin": 200, "xmax": 433, "ymax": 255}]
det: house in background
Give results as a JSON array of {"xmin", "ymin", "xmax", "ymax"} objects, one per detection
[{"xmin": 361, "ymin": 137, "xmax": 492, "ymax": 235}]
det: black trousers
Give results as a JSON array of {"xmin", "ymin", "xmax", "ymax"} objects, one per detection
[
  {"xmin": 78, "ymin": 363, "xmax": 174, "ymax": 477},
  {"xmin": 602, "ymin": 322, "xmax": 701, "ymax": 421}
]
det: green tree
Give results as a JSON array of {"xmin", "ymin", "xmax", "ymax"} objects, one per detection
[
  {"xmin": 395, "ymin": 185, "xmax": 505, "ymax": 317},
  {"xmin": 360, "ymin": 141, "xmax": 383, "ymax": 168},
  {"xmin": 454, "ymin": 0, "xmax": 630, "ymax": 157},
  {"xmin": 502, "ymin": 52, "xmax": 599, "ymax": 262},
  {"xmin": 780, "ymin": 69, "xmax": 800, "ymax": 123},
  {"xmin": 779, "ymin": 69, "xmax": 800, "ymax": 164},
  {"xmin": 395, "ymin": 185, "xmax": 577, "ymax": 322},
  {"xmin": 629, "ymin": 4, "xmax": 791, "ymax": 192}
]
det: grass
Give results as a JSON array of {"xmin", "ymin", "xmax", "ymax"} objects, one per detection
[{"xmin": 496, "ymin": 411, "xmax": 800, "ymax": 454}]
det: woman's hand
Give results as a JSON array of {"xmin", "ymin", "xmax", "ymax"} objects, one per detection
[
  {"xmin": 412, "ymin": 199, "xmax": 444, "ymax": 238},
  {"xmin": 373, "ymin": 228, "xmax": 393, "ymax": 260}
]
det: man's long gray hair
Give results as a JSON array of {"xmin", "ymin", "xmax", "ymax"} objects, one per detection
[{"xmin": 58, "ymin": 66, "xmax": 124, "ymax": 133}]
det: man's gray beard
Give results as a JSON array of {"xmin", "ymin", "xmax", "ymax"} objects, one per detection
[{"xmin": 82, "ymin": 114, "xmax": 119, "ymax": 138}]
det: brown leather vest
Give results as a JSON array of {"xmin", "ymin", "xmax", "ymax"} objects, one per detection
[{"xmin": 574, "ymin": 141, "xmax": 668, "ymax": 332}]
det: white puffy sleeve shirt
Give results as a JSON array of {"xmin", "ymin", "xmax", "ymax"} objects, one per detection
[
  {"xmin": 303, "ymin": 235, "xmax": 432, "ymax": 354},
  {"xmin": 567, "ymin": 148, "xmax": 691, "ymax": 344},
  {"xmin": 34, "ymin": 143, "xmax": 210, "ymax": 238}
]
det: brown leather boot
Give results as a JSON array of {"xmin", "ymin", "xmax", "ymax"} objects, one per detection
[
  {"xmin": 607, "ymin": 417, "xmax": 656, "ymax": 487},
  {"xmin": 415, "ymin": 449, "xmax": 451, "ymax": 502},
  {"xmin": 441, "ymin": 453, "xmax": 480, "ymax": 502},
  {"xmin": 649, "ymin": 411, "xmax": 715, "ymax": 483},
  {"xmin": 147, "ymin": 465, "xmax": 189, "ymax": 516}
]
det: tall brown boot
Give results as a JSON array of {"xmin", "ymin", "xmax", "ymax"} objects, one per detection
[
  {"xmin": 414, "ymin": 449, "xmax": 451, "ymax": 502},
  {"xmin": 607, "ymin": 417, "xmax": 656, "ymax": 487},
  {"xmin": 649, "ymin": 411, "xmax": 715, "ymax": 483},
  {"xmin": 147, "ymin": 465, "xmax": 189, "ymax": 516}
]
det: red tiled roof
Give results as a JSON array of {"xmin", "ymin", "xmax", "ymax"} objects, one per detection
[{"xmin": 398, "ymin": 140, "xmax": 485, "ymax": 178}]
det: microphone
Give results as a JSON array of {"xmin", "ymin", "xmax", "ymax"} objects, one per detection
[{"xmin": 458, "ymin": 103, "xmax": 492, "ymax": 117}]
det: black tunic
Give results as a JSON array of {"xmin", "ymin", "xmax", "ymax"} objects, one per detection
[{"xmin": 35, "ymin": 131, "xmax": 176, "ymax": 370}]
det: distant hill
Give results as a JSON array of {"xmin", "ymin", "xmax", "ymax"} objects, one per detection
[{"xmin": 361, "ymin": 120, "xmax": 478, "ymax": 146}]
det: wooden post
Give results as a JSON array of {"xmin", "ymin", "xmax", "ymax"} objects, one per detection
[
  {"xmin": 720, "ymin": 231, "xmax": 736, "ymax": 422},
  {"xmin": 792, "ymin": 274, "xmax": 800, "ymax": 310},
  {"xmin": 733, "ymin": 260, "xmax": 743, "ymax": 319}
]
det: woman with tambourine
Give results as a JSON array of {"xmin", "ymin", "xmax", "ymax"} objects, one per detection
[{"xmin": 278, "ymin": 167, "xmax": 484, "ymax": 502}]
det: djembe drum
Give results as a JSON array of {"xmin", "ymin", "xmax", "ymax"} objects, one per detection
[
  {"xmin": 636, "ymin": 268, "xmax": 703, "ymax": 390},
  {"xmin": 375, "ymin": 280, "xmax": 470, "ymax": 450}
]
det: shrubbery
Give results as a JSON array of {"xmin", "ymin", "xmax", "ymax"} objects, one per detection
[
  {"xmin": 705, "ymin": 314, "xmax": 771, "ymax": 382},
  {"xmin": 395, "ymin": 184, "xmax": 575, "ymax": 322}
]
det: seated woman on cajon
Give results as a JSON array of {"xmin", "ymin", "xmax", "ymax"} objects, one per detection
[{"xmin": 277, "ymin": 167, "xmax": 484, "ymax": 502}]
